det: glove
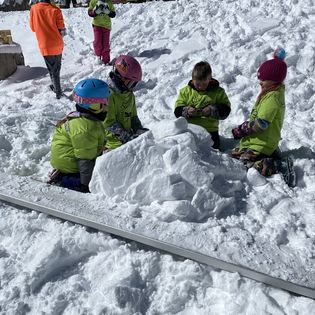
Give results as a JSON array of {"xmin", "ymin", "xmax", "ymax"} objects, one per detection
[
  {"xmin": 107, "ymin": 123, "xmax": 134, "ymax": 143},
  {"xmin": 93, "ymin": 5, "xmax": 103, "ymax": 15},
  {"xmin": 102, "ymin": 4, "xmax": 111, "ymax": 14},
  {"xmin": 183, "ymin": 106, "xmax": 199, "ymax": 118},
  {"xmin": 94, "ymin": 0, "xmax": 110, "ymax": 14},
  {"xmin": 232, "ymin": 121, "xmax": 252, "ymax": 139}
]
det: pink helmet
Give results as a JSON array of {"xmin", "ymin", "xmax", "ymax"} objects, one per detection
[{"xmin": 114, "ymin": 55, "xmax": 142, "ymax": 82}]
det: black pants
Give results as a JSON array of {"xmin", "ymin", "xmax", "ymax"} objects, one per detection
[
  {"xmin": 64, "ymin": 0, "xmax": 77, "ymax": 8},
  {"xmin": 44, "ymin": 54, "xmax": 62, "ymax": 97},
  {"xmin": 210, "ymin": 131, "xmax": 220, "ymax": 150}
]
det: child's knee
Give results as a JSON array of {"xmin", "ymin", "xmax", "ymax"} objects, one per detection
[
  {"xmin": 231, "ymin": 148, "xmax": 261, "ymax": 162},
  {"xmin": 253, "ymin": 158, "xmax": 276, "ymax": 177}
]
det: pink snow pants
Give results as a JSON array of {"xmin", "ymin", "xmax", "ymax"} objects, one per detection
[{"xmin": 93, "ymin": 25, "xmax": 111, "ymax": 64}]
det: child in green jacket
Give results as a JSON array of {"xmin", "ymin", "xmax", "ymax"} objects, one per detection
[
  {"xmin": 49, "ymin": 78, "xmax": 110, "ymax": 192},
  {"xmin": 174, "ymin": 61, "xmax": 231, "ymax": 150},
  {"xmin": 231, "ymin": 48, "xmax": 287, "ymax": 176},
  {"xmin": 88, "ymin": 0, "xmax": 116, "ymax": 64},
  {"xmin": 103, "ymin": 55, "xmax": 148, "ymax": 151}
]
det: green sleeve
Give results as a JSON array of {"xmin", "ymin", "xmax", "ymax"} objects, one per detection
[
  {"xmin": 175, "ymin": 87, "xmax": 189, "ymax": 108},
  {"xmin": 89, "ymin": 0, "xmax": 96, "ymax": 9},
  {"xmin": 255, "ymin": 93, "xmax": 281, "ymax": 123},
  {"xmin": 131, "ymin": 97, "xmax": 137, "ymax": 118},
  {"xmin": 104, "ymin": 94, "xmax": 118, "ymax": 128},
  {"xmin": 217, "ymin": 88, "xmax": 231, "ymax": 107},
  {"xmin": 108, "ymin": 0, "xmax": 115, "ymax": 11}
]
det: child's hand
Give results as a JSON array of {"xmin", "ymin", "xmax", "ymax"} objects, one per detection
[
  {"xmin": 187, "ymin": 106, "xmax": 198, "ymax": 117},
  {"xmin": 93, "ymin": 5, "xmax": 103, "ymax": 15},
  {"xmin": 202, "ymin": 105, "xmax": 218, "ymax": 117},
  {"xmin": 94, "ymin": 1, "xmax": 110, "ymax": 15},
  {"xmin": 101, "ymin": 4, "xmax": 110, "ymax": 14},
  {"xmin": 232, "ymin": 121, "xmax": 251, "ymax": 139},
  {"xmin": 232, "ymin": 126, "xmax": 243, "ymax": 139},
  {"xmin": 96, "ymin": 0, "xmax": 110, "ymax": 14}
]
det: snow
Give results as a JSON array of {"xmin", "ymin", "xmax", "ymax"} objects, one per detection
[
  {"xmin": 0, "ymin": 41, "xmax": 23, "ymax": 53},
  {"xmin": 90, "ymin": 119, "xmax": 245, "ymax": 220},
  {"xmin": 0, "ymin": 0, "xmax": 315, "ymax": 313}
]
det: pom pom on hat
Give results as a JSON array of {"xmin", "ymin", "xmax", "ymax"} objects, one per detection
[
  {"xmin": 257, "ymin": 47, "xmax": 287, "ymax": 83},
  {"xmin": 273, "ymin": 47, "xmax": 286, "ymax": 61}
]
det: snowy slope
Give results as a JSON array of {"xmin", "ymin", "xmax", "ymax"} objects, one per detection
[{"xmin": 0, "ymin": 0, "xmax": 315, "ymax": 313}]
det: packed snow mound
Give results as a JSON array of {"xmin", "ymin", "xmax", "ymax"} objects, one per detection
[{"xmin": 90, "ymin": 118, "xmax": 246, "ymax": 221}]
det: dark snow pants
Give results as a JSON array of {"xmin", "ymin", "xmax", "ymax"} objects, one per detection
[
  {"xmin": 210, "ymin": 131, "xmax": 220, "ymax": 150},
  {"xmin": 44, "ymin": 54, "xmax": 62, "ymax": 97}
]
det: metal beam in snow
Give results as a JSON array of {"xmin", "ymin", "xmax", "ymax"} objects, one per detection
[{"xmin": 0, "ymin": 191, "xmax": 314, "ymax": 300}]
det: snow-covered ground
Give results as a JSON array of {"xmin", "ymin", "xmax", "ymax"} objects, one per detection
[{"xmin": 0, "ymin": 0, "xmax": 315, "ymax": 313}]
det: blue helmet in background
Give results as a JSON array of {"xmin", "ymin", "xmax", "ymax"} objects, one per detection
[{"xmin": 73, "ymin": 78, "xmax": 110, "ymax": 112}]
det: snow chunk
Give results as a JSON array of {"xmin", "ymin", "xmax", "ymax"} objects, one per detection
[
  {"xmin": 151, "ymin": 116, "xmax": 188, "ymax": 139},
  {"xmin": 247, "ymin": 167, "xmax": 267, "ymax": 187},
  {"xmin": 90, "ymin": 118, "xmax": 246, "ymax": 221}
]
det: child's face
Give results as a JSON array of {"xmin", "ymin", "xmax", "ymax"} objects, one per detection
[
  {"xmin": 259, "ymin": 80, "xmax": 276, "ymax": 89},
  {"xmin": 192, "ymin": 78, "xmax": 211, "ymax": 92}
]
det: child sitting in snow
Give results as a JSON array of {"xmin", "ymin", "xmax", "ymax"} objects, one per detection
[
  {"xmin": 174, "ymin": 61, "xmax": 231, "ymax": 150},
  {"xmin": 88, "ymin": 0, "xmax": 116, "ymax": 64},
  {"xmin": 48, "ymin": 78, "xmax": 110, "ymax": 192},
  {"xmin": 103, "ymin": 55, "xmax": 148, "ymax": 151},
  {"xmin": 231, "ymin": 48, "xmax": 287, "ymax": 177}
]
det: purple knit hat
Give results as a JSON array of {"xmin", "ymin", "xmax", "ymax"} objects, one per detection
[{"xmin": 257, "ymin": 48, "xmax": 287, "ymax": 83}]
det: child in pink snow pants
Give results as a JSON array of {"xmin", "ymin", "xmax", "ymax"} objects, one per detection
[
  {"xmin": 93, "ymin": 26, "xmax": 111, "ymax": 63},
  {"xmin": 88, "ymin": 0, "xmax": 116, "ymax": 64}
]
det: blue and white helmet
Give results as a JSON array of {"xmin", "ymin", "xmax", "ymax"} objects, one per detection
[{"xmin": 72, "ymin": 78, "xmax": 110, "ymax": 112}]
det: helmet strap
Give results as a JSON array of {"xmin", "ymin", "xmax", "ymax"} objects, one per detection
[{"xmin": 109, "ymin": 71, "xmax": 130, "ymax": 93}]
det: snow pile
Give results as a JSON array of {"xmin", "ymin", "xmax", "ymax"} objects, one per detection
[{"xmin": 90, "ymin": 118, "xmax": 246, "ymax": 221}]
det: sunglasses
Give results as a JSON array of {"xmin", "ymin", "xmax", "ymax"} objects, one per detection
[
  {"xmin": 80, "ymin": 99, "xmax": 108, "ymax": 113},
  {"xmin": 88, "ymin": 99, "xmax": 108, "ymax": 111}
]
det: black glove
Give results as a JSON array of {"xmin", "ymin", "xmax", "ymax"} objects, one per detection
[{"xmin": 94, "ymin": 0, "xmax": 110, "ymax": 14}]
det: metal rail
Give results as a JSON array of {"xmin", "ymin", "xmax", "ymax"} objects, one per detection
[{"xmin": 0, "ymin": 191, "xmax": 314, "ymax": 300}]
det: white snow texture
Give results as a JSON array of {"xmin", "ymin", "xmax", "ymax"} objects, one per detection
[{"xmin": 0, "ymin": 0, "xmax": 315, "ymax": 314}]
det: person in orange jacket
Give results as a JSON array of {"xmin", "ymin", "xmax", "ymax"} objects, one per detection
[{"xmin": 30, "ymin": 0, "xmax": 66, "ymax": 99}]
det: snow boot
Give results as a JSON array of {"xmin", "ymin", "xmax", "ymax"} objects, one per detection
[{"xmin": 275, "ymin": 156, "xmax": 296, "ymax": 188}]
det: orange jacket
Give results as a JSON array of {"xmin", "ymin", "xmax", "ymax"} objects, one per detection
[{"xmin": 30, "ymin": 2, "xmax": 65, "ymax": 56}]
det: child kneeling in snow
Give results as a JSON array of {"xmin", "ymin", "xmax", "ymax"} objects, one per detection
[
  {"xmin": 174, "ymin": 61, "xmax": 231, "ymax": 150},
  {"xmin": 48, "ymin": 78, "xmax": 110, "ymax": 192},
  {"xmin": 231, "ymin": 48, "xmax": 287, "ymax": 177},
  {"xmin": 103, "ymin": 55, "xmax": 148, "ymax": 151}
]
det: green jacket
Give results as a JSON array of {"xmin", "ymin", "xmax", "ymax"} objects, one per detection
[
  {"xmin": 51, "ymin": 113, "xmax": 105, "ymax": 173},
  {"xmin": 240, "ymin": 86, "xmax": 285, "ymax": 156},
  {"xmin": 89, "ymin": 0, "xmax": 115, "ymax": 29},
  {"xmin": 103, "ymin": 89, "xmax": 138, "ymax": 149},
  {"xmin": 175, "ymin": 80, "xmax": 231, "ymax": 132}
]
